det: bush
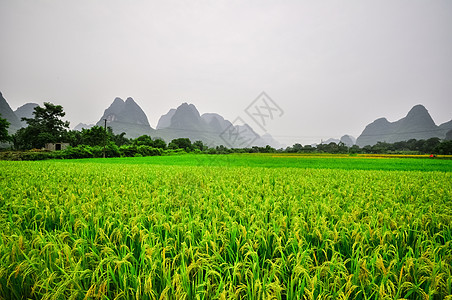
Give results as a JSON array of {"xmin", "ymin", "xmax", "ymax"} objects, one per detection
[
  {"xmin": 61, "ymin": 145, "xmax": 93, "ymax": 159},
  {"xmin": 91, "ymin": 146, "xmax": 103, "ymax": 158},
  {"xmin": 120, "ymin": 145, "xmax": 138, "ymax": 157},
  {"xmin": 137, "ymin": 145, "xmax": 163, "ymax": 156},
  {"xmin": 163, "ymin": 149, "xmax": 187, "ymax": 156},
  {"xmin": 21, "ymin": 151, "xmax": 54, "ymax": 161},
  {"xmin": 120, "ymin": 145, "xmax": 162, "ymax": 157}
]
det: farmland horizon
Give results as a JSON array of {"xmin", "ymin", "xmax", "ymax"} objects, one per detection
[{"xmin": 2, "ymin": 91, "xmax": 451, "ymax": 147}]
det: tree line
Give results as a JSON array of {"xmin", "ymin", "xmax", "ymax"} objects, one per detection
[{"xmin": 1, "ymin": 102, "xmax": 451, "ymax": 159}]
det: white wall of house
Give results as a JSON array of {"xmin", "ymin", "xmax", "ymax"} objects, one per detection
[{"xmin": 44, "ymin": 143, "xmax": 70, "ymax": 151}]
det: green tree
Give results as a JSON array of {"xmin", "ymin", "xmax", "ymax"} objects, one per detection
[
  {"xmin": 134, "ymin": 135, "xmax": 154, "ymax": 146},
  {"xmin": 62, "ymin": 130, "xmax": 83, "ymax": 146},
  {"xmin": 421, "ymin": 137, "xmax": 441, "ymax": 154},
  {"xmin": 302, "ymin": 145, "xmax": 315, "ymax": 153},
  {"xmin": 0, "ymin": 114, "xmax": 10, "ymax": 143},
  {"xmin": 109, "ymin": 129, "xmax": 129, "ymax": 146},
  {"xmin": 193, "ymin": 140, "xmax": 207, "ymax": 151},
  {"xmin": 169, "ymin": 138, "xmax": 192, "ymax": 151},
  {"xmin": 67, "ymin": 127, "xmax": 129, "ymax": 148},
  {"xmin": 13, "ymin": 102, "xmax": 70, "ymax": 149},
  {"xmin": 152, "ymin": 138, "xmax": 167, "ymax": 149},
  {"xmin": 79, "ymin": 126, "xmax": 107, "ymax": 147},
  {"xmin": 435, "ymin": 140, "xmax": 452, "ymax": 155},
  {"xmin": 132, "ymin": 135, "xmax": 166, "ymax": 149},
  {"xmin": 292, "ymin": 143, "xmax": 303, "ymax": 153},
  {"xmin": 349, "ymin": 145, "xmax": 361, "ymax": 154}
]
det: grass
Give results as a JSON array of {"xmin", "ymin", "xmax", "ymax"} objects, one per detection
[
  {"xmin": 0, "ymin": 154, "xmax": 451, "ymax": 299},
  {"xmin": 62, "ymin": 153, "xmax": 452, "ymax": 172}
]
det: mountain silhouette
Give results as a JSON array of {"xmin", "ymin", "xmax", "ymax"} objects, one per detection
[
  {"xmin": 340, "ymin": 135, "xmax": 356, "ymax": 147},
  {"xmin": 156, "ymin": 109, "xmax": 176, "ymax": 129},
  {"xmin": 439, "ymin": 119, "xmax": 452, "ymax": 133},
  {"xmin": 168, "ymin": 103, "xmax": 205, "ymax": 131},
  {"xmin": 356, "ymin": 104, "xmax": 447, "ymax": 146},
  {"xmin": 0, "ymin": 92, "xmax": 22, "ymax": 133},
  {"xmin": 14, "ymin": 103, "xmax": 39, "ymax": 127},
  {"xmin": 155, "ymin": 103, "xmax": 226, "ymax": 145},
  {"xmin": 96, "ymin": 97, "xmax": 153, "ymax": 138},
  {"xmin": 73, "ymin": 123, "xmax": 94, "ymax": 131},
  {"xmin": 154, "ymin": 102, "xmax": 282, "ymax": 148}
]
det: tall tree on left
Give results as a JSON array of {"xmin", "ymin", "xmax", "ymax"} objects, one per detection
[{"xmin": 13, "ymin": 102, "xmax": 70, "ymax": 150}]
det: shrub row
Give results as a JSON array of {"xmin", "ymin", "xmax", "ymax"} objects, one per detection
[{"xmin": 0, "ymin": 144, "xmax": 168, "ymax": 161}]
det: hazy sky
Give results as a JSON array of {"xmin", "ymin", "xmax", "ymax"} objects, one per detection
[{"xmin": 1, "ymin": 1, "xmax": 451, "ymax": 145}]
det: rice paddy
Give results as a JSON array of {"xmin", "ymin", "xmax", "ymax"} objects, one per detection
[{"xmin": 1, "ymin": 154, "xmax": 451, "ymax": 299}]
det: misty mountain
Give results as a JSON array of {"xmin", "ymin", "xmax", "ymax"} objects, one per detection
[
  {"xmin": 439, "ymin": 120, "xmax": 452, "ymax": 133},
  {"xmin": 155, "ymin": 102, "xmax": 282, "ymax": 148},
  {"xmin": 155, "ymin": 103, "xmax": 231, "ymax": 146},
  {"xmin": 313, "ymin": 135, "xmax": 355, "ymax": 148},
  {"xmin": 156, "ymin": 109, "xmax": 176, "ymax": 129},
  {"xmin": 321, "ymin": 138, "xmax": 341, "ymax": 145},
  {"xmin": 200, "ymin": 113, "xmax": 233, "ymax": 132},
  {"xmin": 74, "ymin": 123, "xmax": 95, "ymax": 131},
  {"xmin": 340, "ymin": 135, "xmax": 356, "ymax": 147},
  {"xmin": 14, "ymin": 103, "xmax": 39, "ymax": 127},
  {"xmin": 356, "ymin": 104, "xmax": 448, "ymax": 147},
  {"xmin": 0, "ymin": 91, "xmax": 22, "ymax": 133},
  {"xmin": 96, "ymin": 97, "xmax": 154, "ymax": 138},
  {"xmin": 259, "ymin": 133, "xmax": 286, "ymax": 149},
  {"xmin": 446, "ymin": 130, "xmax": 452, "ymax": 141},
  {"xmin": 168, "ymin": 103, "xmax": 205, "ymax": 131},
  {"xmin": 3, "ymin": 93, "xmax": 282, "ymax": 148}
]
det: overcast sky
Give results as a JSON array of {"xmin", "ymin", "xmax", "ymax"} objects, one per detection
[{"xmin": 1, "ymin": 0, "xmax": 451, "ymax": 145}]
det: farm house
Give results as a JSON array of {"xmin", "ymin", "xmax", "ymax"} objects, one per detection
[{"xmin": 44, "ymin": 143, "xmax": 70, "ymax": 151}]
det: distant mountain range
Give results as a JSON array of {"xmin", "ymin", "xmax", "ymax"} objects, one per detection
[
  {"xmin": 1, "ymin": 91, "xmax": 451, "ymax": 148},
  {"xmin": 74, "ymin": 99, "xmax": 283, "ymax": 148},
  {"xmin": 356, "ymin": 104, "xmax": 452, "ymax": 146},
  {"xmin": 315, "ymin": 135, "xmax": 357, "ymax": 147}
]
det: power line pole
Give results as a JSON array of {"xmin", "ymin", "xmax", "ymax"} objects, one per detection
[{"xmin": 103, "ymin": 119, "xmax": 107, "ymax": 158}]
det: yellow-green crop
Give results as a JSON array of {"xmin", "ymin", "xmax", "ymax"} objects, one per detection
[{"xmin": 0, "ymin": 156, "xmax": 451, "ymax": 299}]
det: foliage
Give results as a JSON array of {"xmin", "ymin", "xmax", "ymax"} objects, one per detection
[
  {"xmin": 61, "ymin": 142, "xmax": 121, "ymax": 159},
  {"xmin": 192, "ymin": 140, "xmax": 207, "ymax": 151},
  {"xmin": 64, "ymin": 126, "xmax": 131, "ymax": 148},
  {"xmin": 109, "ymin": 128, "xmax": 130, "ymax": 146},
  {"xmin": 0, "ymin": 114, "xmax": 10, "ymax": 143},
  {"xmin": 119, "ymin": 144, "xmax": 163, "ymax": 157},
  {"xmin": 152, "ymin": 138, "xmax": 167, "ymax": 149},
  {"xmin": 282, "ymin": 138, "xmax": 451, "ymax": 155},
  {"xmin": 316, "ymin": 142, "xmax": 349, "ymax": 154},
  {"xmin": 0, "ymin": 158, "xmax": 451, "ymax": 299},
  {"xmin": 163, "ymin": 148, "xmax": 187, "ymax": 156},
  {"xmin": 6, "ymin": 116, "xmax": 452, "ymax": 157},
  {"xmin": 169, "ymin": 138, "xmax": 192, "ymax": 151},
  {"xmin": 13, "ymin": 102, "xmax": 70, "ymax": 149},
  {"xmin": 435, "ymin": 140, "xmax": 452, "ymax": 155},
  {"xmin": 79, "ymin": 126, "xmax": 107, "ymax": 147}
]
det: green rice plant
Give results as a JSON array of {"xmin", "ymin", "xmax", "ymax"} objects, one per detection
[{"xmin": 0, "ymin": 156, "xmax": 451, "ymax": 299}]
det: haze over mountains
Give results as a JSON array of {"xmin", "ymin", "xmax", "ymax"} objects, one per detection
[
  {"xmin": 0, "ymin": 91, "xmax": 21, "ymax": 133},
  {"xmin": 95, "ymin": 97, "xmax": 154, "ymax": 138},
  {"xmin": 14, "ymin": 103, "xmax": 39, "ymax": 127},
  {"xmin": 1, "ymin": 91, "xmax": 451, "ymax": 148},
  {"xmin": 356, "ymin": 104, "xmax": 452, "ymax": 146},
  {"xmin": 94, "ymin": 100, "xmax": 284, "ymax": 148}
]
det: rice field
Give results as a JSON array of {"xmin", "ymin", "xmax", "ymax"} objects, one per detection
[{"xmin": 1, "ymin": 155, "xmax": 451, "ymax": 299}]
